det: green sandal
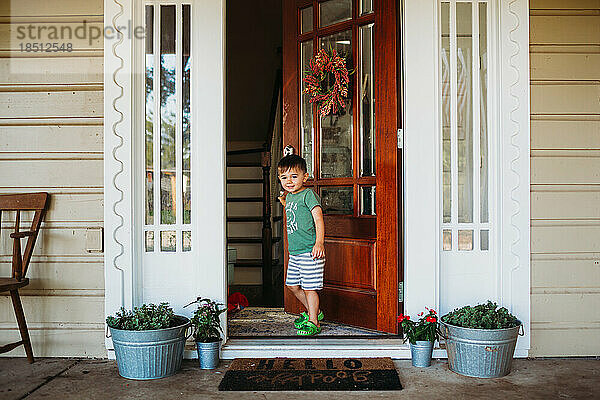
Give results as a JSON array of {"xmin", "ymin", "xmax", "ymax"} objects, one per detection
[
  {"xmin": 294, "ymin": 311, "xmax": 324, "ymax": 329},
  {"xmin": 297, "ymin": 321, "xmax": 321, "ymax": 336}
]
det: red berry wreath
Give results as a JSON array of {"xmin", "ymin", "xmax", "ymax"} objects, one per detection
[{"xmin": 303, "ymin": 48, "xmax": 351, "ymax": 117}]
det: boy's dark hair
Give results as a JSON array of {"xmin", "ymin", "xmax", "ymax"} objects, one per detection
[{"xmin": 277, "ymin": 154, "xmax": 307, "ymax": 174}]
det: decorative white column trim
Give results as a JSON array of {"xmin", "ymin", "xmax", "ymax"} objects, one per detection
[
  {"xmin": 499, "ymin": 0, "xmax": 531, "ymax": 352},
  {"xmin": 104, "ymin": 0, "xmax": 135, "ymax": 351}
]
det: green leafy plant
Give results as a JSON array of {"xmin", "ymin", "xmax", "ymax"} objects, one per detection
[
  {"xmin": 398, "ymin": 308, "xmax": 439, "ymax": 344},
  {"xmin": 441, "ymin": 301, "xmax": 519, "ymax": 329},
  {"xmin": 106, "ymin": 303, "xmax": 176, "ymax": 331},
  {"xmin": 186, "ymin": 297, "xmax": 227, "ymax": 343}
]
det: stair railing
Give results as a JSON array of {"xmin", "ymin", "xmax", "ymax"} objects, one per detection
[{"xmin": 261, "ymin": 69, "xmax": 282, "ymax": 305}]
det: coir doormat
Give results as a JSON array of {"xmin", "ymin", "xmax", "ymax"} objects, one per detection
[{"xmin": 218, "ymin": 358, "xmax": 402, "ymax": 391}]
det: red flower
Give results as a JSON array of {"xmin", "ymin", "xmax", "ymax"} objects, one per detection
[
  {"xmin": 426, "ymin": 316, "xmax": 437, "ymax": 323},
  {"xmin": 397, "ymin": 314, "xmax": 411, "ymax": 322},
  {"xmin": 418, "ymin": 312, "xmax": 424, "ymax": 317},
  {"xmin": 431, "ymin": 309, "xmax": 437, "ymax": 315}
]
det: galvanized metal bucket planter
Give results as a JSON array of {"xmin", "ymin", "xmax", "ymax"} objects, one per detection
[
  {"xmin": 196, "ymin": 339, "xmax": 221, "ymax": 369},
  {"xmin": 109, "ymin": 315, "xmax": 191, "ymax": 380},
  {"xmin": 410, "ymin": 340, "xmax": 434, "ymax": 367},
  {"xmin": 440, "ymin": 320, "xmax": 523, "ymax": 378}
]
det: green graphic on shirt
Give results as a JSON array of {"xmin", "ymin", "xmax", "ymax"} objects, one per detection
[{"xmin": 284, "ymin": 189, "xmax": 321, "ymax": 255}]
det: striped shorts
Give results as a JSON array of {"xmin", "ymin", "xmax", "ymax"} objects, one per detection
[{"xmin": 285, "ymin": 252, "xmax": 325, "ymax": 291}]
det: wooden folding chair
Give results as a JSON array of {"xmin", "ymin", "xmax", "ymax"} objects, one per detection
[{"xmin": 0, "ymin": 192, "xmax": 49, "ymax": 363}]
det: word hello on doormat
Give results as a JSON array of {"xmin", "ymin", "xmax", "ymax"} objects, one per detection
[{"xmin": 218, "ymin": 358, "xmax": 402, "ymax": 391}]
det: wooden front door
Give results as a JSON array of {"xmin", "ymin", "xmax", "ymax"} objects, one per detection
[{"xmin": 282, "ymin": 0, "xmax": 400, "ymax": 333}]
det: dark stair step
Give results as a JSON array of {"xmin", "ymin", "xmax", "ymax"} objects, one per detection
[
  {"xmin": 227, "ymin": 197, "xmax": 263, "ymax": 203},
  {"xmin": 228, "ymin": 236, "xmax": 282, "ymax": 244},
  {"xmin": 234, "ymin": 258, "xmax": 280, "ymax": 268},
  {"xmin": 226, "ymin": 178, "xmax": 264, "ymax": 184},
  {"xmin": 226, "ymin": 216, "xmax": 283, "ymax": 222},
  {"xmin": 227, "ymin": 216, "xmax": 263, "ymax": 222},
  {"xmin": 227, "ymin": 162, "xmax": 262, "ymax": 167},
  {"xmin": 226, "ymin": 148, "xmax": 264, "ymax": 156}
]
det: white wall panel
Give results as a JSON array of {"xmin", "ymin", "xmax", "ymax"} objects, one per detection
[
  {"xmin": 531, "ymin": 84, "xmax": 600, "ymax": 115},
  {"xmin": 532, "ymin": 258, "xmax": 600, "ymax": 288},
  {"xmin": 0, "ymin": 0, "xmax": 104, "ymax": 358},
  {"xmin": 0, "ymin": 328, "xmax": 106, "ymax": 358},
  {"xmin": 0, "ymin": 57, "xmax": 103, "ymax": 85},
  {"xmin": 0, "ymin": 261, "xmax": 104, "ymax": 291},
  {"xmin": 531, "ymin": 155, "xmax": 600, "ymax": 184},
  {"xmin": 529, "ymin": 1, "xmax": 600, "ymax": 356},
  {"xmin": 0, "ymin": 1, "xmax": 103, "ymax": 16},
  {"xmin": 0, "ymin": 126, "xmax": 103, "ymax": 152},
  {"xmin": 0, "ymin": 160, "xmax": 103, "ymax": 188},
  {"xmin": 531, "ymin": 120, "xmax": 600, "ymax": 149},
  {"xmin": 531, "ymin": 190, "xmax": 600, "ymax": 219},
  {"xmin": 0, "ymin": 296, "xmax": 103, "ymax": 325},
  {"xmin": 530, "ymin": 15, "xmax": 600, "ymax": 45},
  {"xmin": 0, "ymin": 91, "xmax": 103, "ymax": 119}
]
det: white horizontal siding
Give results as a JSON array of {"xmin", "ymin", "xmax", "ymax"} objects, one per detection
[
  {"xmin": 0, "ymin": 0, "xmax": 105, "ymax": 358},
  {"xmin": 529, "ymin": 0, "xmax": 600, "ymax": 356}
]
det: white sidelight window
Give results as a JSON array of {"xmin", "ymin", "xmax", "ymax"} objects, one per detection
[
  {"xmin": 439, "ymin": 0, "xmax": 497, "ymax": 310},
  {"xmin": 104, "ymin": 0, "xmax": 226, "ymax": 354},
  {"xmin": 138, "ymin": 1, "xmax": 195, "ymax": 310},
  {"xmin": 143, "ymin": 2, "xmax": 191, "ymax": 251}
]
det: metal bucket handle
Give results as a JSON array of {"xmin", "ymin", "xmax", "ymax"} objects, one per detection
[
  {"xmin": 518, "ymin": 324, "xmax": 525, "ymax": 336},
  {"xmin": 185, "ymin": 325, "xmax": 194, "ymax": 340},
  {"xmin": 438, "ymin": 322, "xmax": 449, "ymax": 341},
  {"xmin": 105, "ymin": 324, "xmax": 112, "ymax": 338}
]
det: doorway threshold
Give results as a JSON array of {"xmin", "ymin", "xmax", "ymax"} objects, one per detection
[{"xmin": 220, "ymin": 337, "xmax": 448, "ymax": 359}]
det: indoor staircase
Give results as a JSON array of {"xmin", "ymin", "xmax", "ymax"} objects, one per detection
[
  {"xmin": 226, "ymin": 150, "xmax": 283, "ymax": 306},
  {"xmin": 226, "ymin": 69, "xmax": 283, "ymax": 306}
]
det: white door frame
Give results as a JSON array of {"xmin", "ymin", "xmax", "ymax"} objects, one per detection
[{"xmin": 104, "ymin": 0, "xmax": 530, "ymax": 357}]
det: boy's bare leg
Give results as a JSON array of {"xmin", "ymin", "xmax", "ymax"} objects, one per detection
[
  {"xmin": 304, "ymin": 290, "xmax": 320, "ymax": 327},
  {"xmin": 286, "ymin": 285, "xmax": 309, "ymax": 310}
]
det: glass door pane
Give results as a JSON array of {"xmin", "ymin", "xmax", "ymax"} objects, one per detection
[
  {"xmin": 319, "ymin": 30, "xmax": 353, "ymax": 179},
  {"xmin": 319, "ymin": 0, "xmax": 352, "ymax": 27},
  {"xmin": 160, "ymin": 5, "xmax": 176, "ymax": 225},
  {"xmin": 145, "ymin": 5, "xmax": 154, "ymax": 226},
  {"xmin": 456, "ymin": 2, "xmax": 473, "ymax": 224},
  {"xmin": 321, "ymin": 186, "xmax": 353, "ymax": 214},
  {"xmin": 301, "ymin": 6, "xmax": 314, "ymax": 33},
  {"xmin": 182, "ymin": 4, "xmax": 191, "ymax": 225},
  {"xmin": 479, "ymin": 3, "xmax": 489, "ymax": 223},
  {"xmin": 360, "ymin": 0, "xmax": 374, "ymax": 15},
  {"xmin": 301, "ymin": 40, "xmax": 314, "ymax": 176},
  {"xmin": 359, "ymin": 23, "xmax": 375, "ymax": 177}
]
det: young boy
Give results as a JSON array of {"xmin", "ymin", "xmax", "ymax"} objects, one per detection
[{"xmin": 277, "ymin": 154, "xmax": 325, "ymax": 336}]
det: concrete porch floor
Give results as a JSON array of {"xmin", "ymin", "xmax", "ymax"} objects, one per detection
[{"xmin": 0, "ymin": 358, "xmax": 598, "ymax": 399}]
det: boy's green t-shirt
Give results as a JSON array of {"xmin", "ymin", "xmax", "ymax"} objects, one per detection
[{"xmin": 284, "ymin": 188, "xmax": 321, "ymax": 255}]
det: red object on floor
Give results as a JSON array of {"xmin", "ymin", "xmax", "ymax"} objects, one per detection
[{"xmin": 228, "ymin": 292, "xmax": 249, "ymax": 312}]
